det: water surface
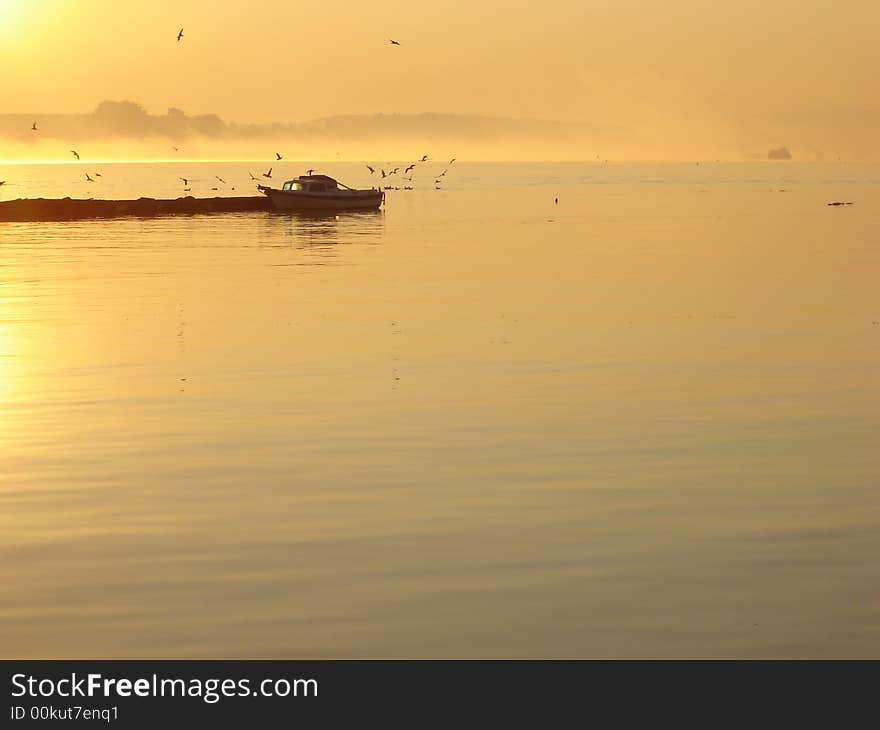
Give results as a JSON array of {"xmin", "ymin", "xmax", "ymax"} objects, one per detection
[{"xmin": 1, "ymin": 161, "xmax": 878, "ymax": 657}]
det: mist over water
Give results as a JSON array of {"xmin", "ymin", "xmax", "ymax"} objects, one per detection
[
  {"xmin": 1, "ymin": 161, "xmax": 878, "ymax": 657},
  {"xmin": 0, "ymin": 100, "xmax": 614, "ymax": 163}
]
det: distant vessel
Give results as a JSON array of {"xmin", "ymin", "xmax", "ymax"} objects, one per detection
[{"xmin": 258, "ymin": 175, "xmax": 384, "ymax": 211}]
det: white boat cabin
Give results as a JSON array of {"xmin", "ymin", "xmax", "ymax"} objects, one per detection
[{"xmin": 281, "ymin": 175, "xmax": 339, "ymax": 193}]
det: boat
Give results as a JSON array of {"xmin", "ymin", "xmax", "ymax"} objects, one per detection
[{"xmin": 257, "ymin": 174, "xmax": 384, "ymax": 211}]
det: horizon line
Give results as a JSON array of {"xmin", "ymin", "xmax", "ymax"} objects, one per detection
[{"xmin": 0, "ymin": 158, "xmax": 872, "ymax": 166}]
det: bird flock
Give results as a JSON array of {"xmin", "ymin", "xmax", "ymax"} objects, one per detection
[
  {"xmin": 364, "ymin": 156, "xmax": 457, "ymax": 191},
  {"xmin": 16, "ymin": 118, "xmax": 458, "ymax": 196},
  {"xmin": 0, "ymin": 27, "xmax": 459, "ymax": 198}
]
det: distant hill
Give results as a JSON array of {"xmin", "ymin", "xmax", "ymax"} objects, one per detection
[
  {"xmin": 0, "ymin": 100, "xmax": 620, "ymax": 144},
  {"xmin": 255, "ymin": 112, "xmax": 620, "ymax": 143},
  {"xmin": 767, "ymin": 146, "xmax": 793, "ymax": 160}
]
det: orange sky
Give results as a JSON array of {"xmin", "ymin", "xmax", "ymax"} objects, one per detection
[{"xmin": 1, "ymin": 0, "xmax": 879, "ymax": 158}]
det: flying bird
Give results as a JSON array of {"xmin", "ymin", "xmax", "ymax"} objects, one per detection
[
  {"xmin": 179, "ymin": 177, "xmax": 188, "ymax": 185},
  {"xmin": 366, "ymin": 165, "xmax": 375, "ymax": 174},
  {"xmin": 0, "ymin": 181, "xmax": 5, "ymax": 186},
  {"xmin": 439, "ymin": 169, "xmax": 447, "ymax": 177},
  {"xmin": 420, "ymin": 155, "xmax": 429, "ymax": 162},
  {"xmin": 215, "ymin": 176, "xmax": 226, "ymax": 183},
  {"xmin": 94, "ymin": 172, "xmax": 102, "ymax": 177},
  {"xmin": 390, "ymin": 167, "xmax": 400, "ymax": 175},
  {"xmin": 389, "ymin": 39, "xmax": 401, "ymax": 45},
  {"xmin": 449, "ymin": 158, "xmax": 456, "ymax": 165},
  {"xmin": 306, "ymin": 168, "xmax": 316, "ymax": 175},
  {"xmin": 249, "ymin": 172, "xmax": 258, "ymax": 180},
  {"xmin": 71, "ymin": 150, "xmax": 80, "ymax": 160},
  {"xmin": 381, "ymin": 169, "xmax": 387, "ymax": 178},
  {"xmin": 85, "ymin": 173, "xmax": 95, "ymax": 182},
  {"xmin": 263, "ymin": 168, "xmax": 273, "ymax": 178},
  {"xmin": 404, "ymin": 164, "xmax": 415, "ymax": 174},
  {"xmin": 276, "ymin": 152, "xmax": 283, "ymax": 160},
  {"xmin": 177, "ymin": 28, "xmax": 184, "ymax": 42},
  {"xmin": 31, "ymin": 122, "xmax": 38, "ymax": 131}
]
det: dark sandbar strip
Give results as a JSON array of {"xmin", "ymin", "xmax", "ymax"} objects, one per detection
[{"xmin": 0, "ymin": 196, "xmax": 273, "ymax": 222}]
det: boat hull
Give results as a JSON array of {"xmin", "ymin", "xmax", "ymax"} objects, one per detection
[{"xmin": 262, "ymin": 188, "xmax": 384, "ymax": 211}]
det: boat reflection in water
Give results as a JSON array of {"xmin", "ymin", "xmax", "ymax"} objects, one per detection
[{"xmin": 263, "ymin": 206, "xmax": 385, "ymax": 263}]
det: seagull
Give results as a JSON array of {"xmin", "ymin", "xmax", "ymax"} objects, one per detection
[
  {"xmin": 449, "ymin": 158, "xmax": 456, "ymax": 165},
  {"xmin": 366, "ymin": 165, "xmax": 375, "ymax": 174},
  {"xmin": 420, "ymin": 155, "xmax": 429, "ymax": 162},
  {"xmin": 389, "ymin": 39, "xmax": 401, "ymax": 45},
  {"xmin": 179, "ymin": 177, "xmax": 188, "ymax": 185},
  {"xmin": 85, "ymin": 173, "xmax": 95, "ymax": 182},
  {"xmin": 381, "ymin": 169, "xmax": 387, "ymax": 178},
  {"xmin": 71, "ymin": 150, "xmax": 80, "ymax": 160},
  {"xmin": 263, "ymin": 168, "xmax": 272, "ymax": 178},
  {"xmin": 215, "ymin": 176, "xmax": 226, "ymax": 183},
  {"xmin": 172, "ymin": 146, "xmax": 180, "ymax": 152},
  {"xmin": 94, "ymin": 172, "xmax": 102, "ymax": 177},
  {"xmin": 249, "ymin": 172, "xmax": 258, "ymax": 180},
  {"xmin": 276, "ymin": 152, "xmax": 283, "ymax": 160},
  {"xmin": 31, "ymin": 122, "xmax": 38, "ymax": 131},
  {"xmin": 404, "ymin": 164, "xmax": 415, "ymax": 174},
  {"xmin": 0, "ymin": 181, "xmax": 5, "ymax": 186},
  {"xmin": 306, "ymin": 168, "xmax": 316, "ymax": 175},
  {"xmin": 177, "ymin": 28, "xmax": 184, "ymax": 42},
  {"xmin": 438, "ymin": 169, "xmax": 447, "ymax": 176},
  {"xmin": 390, "ymin": 167, "xmax": 400, "ymax": 175}
]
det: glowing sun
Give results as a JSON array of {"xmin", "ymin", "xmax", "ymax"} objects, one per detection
[{"xmin": 0, "ymin": 1, "xmax": 27, "ymax": 36}]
